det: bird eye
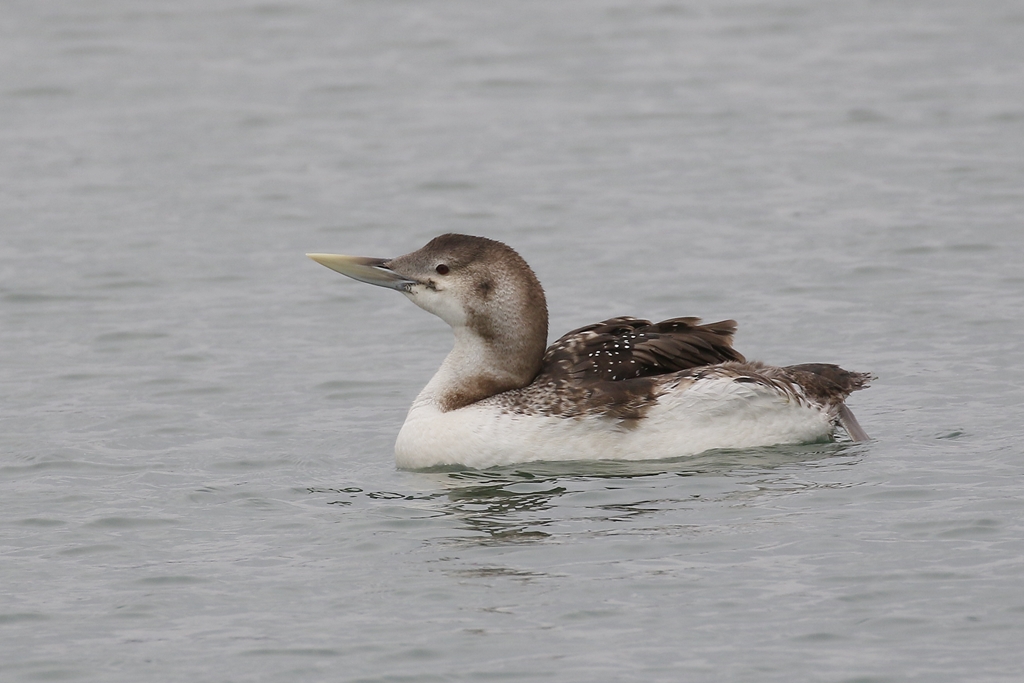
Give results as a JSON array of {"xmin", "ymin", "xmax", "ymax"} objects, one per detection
[{"xmin": 435, "ymin": 264, "xmax": 449, "ymax": 275}]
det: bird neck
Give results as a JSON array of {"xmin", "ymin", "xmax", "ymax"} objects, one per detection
[{"xmin": 418, "ymin": 321, "xmax": 546, "ymax": 412}]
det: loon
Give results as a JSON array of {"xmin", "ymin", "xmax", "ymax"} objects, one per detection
[{"xmin": 308, "ymin": 234, "xmax": 872, "ymax": 469}]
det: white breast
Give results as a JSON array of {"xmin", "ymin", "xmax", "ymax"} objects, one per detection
[{"xmin": 394, "ymin": 376, "xmax": 835, "ymax": 469}]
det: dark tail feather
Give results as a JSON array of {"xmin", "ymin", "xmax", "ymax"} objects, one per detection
[{"xmin": 838, "ymin": 403, "xmax": 870, "ymax": 442}]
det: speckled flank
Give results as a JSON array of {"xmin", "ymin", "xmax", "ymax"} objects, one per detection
[
  {"xmin": 481, "ymin": 316, "xmax": 746, "ymax": 423},
  {"xmin": 485, "ymin": 357, "xmax": 872, "ymax": 428}
]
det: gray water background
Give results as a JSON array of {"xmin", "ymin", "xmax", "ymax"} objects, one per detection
[{"xmin": 3, "ymin": 1, "xmax": 1024, "ymax": 681}]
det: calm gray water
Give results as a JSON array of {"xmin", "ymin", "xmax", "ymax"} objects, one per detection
[{"xmin": 3, "ymin": 1, "xmax": 1024, "ymax": 681}]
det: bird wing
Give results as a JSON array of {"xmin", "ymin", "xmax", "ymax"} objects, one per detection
[{"xmin": 538, "ymin": 316, "xmax": 745, "ymax": 382}]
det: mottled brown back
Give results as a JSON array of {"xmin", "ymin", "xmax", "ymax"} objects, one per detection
[{"xmin": 538, "ymin": 316, "xmax": 745, "ymax": 383}]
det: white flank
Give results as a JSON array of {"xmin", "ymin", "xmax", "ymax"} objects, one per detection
[{"xmin": 395, "ymin": 376, "xmax": 834, "ymax": 469}]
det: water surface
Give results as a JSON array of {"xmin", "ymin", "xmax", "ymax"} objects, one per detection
[{"xmin": 3, "ymin": 1, "xmax": 1024, "ymax": 681}]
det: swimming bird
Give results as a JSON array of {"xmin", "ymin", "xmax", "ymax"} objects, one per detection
[{"xmin": 308, "ymin": 234, "xmax": 871, "ymax": 469}]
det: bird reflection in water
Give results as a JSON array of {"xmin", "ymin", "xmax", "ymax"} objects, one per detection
[{"xmin": 309, "ymin": 442, "xmax": 868, "ymax": 545}]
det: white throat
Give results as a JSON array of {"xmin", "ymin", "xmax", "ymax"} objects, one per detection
[{"xmin": 415, "ymin": 325, "xmax": 517, "ymax": 411}]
